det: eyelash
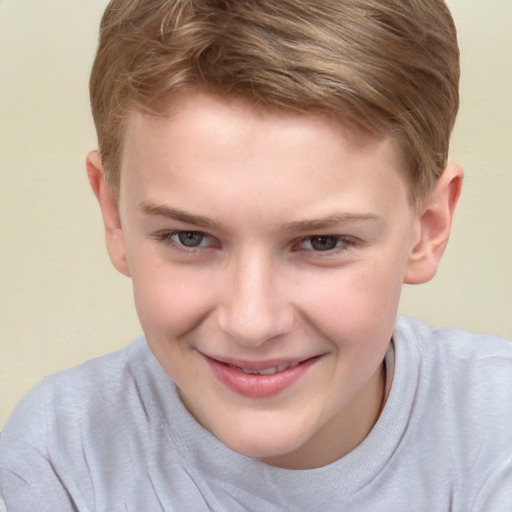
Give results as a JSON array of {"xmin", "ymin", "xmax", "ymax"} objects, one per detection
[
  {"xmin": 152, "ymin": 231, "xmax": 358, "ymax": 256},
  {"xmin": 152, "ymin": 231, "xmax": 218, "ymax": 254},
  {"xmin": 296, "ymin": 235, "xmax": 357, "ymax": 255}
]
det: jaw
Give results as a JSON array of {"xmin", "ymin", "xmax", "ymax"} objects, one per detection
[
  {"xmin": 178, "ymin": 349, "xmax": 388, "ymax": 470},
  {"xmin": 259, "ymin": 360, "xmax": 387, "ymax": 469}
]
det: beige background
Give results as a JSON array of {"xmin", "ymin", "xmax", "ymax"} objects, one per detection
[{"xmin": 1, "ymin": 0, "xmax": 511, "ymax": 427}]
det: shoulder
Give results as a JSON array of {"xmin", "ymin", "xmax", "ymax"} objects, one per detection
[
  {"xmin": 15, "ymin": 337, "xmax": 145, "ymax": 420},
  {"xmin": 0, "ymin": 337, "xmax": 156, "ymax": 460},
  {"xmin": 394, "ymin": 316, "xmax": 512, "ymax": 507},
  {"xmin": 395, "ymin": 316, "xmax": 512, "ymax": 381},
  {"xmin": 396, "ymin": 315, "xmax": 512, "ymax": 355},
  {"xmin": 0, "ymin": 336, "xmax": 182, "ymax": 510},
  {"xmin": 395, "ymin": 316, "xmax": 512, "ymax": 407}
]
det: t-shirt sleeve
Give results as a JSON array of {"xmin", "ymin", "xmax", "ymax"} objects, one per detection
[{"xmin": 0, "ymin": 381, "xmax": 82, "ymax": 512}]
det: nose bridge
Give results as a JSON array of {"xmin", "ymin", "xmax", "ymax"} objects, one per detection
[{"xmin": 218, "ymin": 248, "xmax": 293, "ymax": 346}]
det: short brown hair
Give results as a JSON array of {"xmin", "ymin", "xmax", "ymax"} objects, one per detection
[{"xmin": 90, "ymin": 0, "xmax": 460, "ymax": 201}]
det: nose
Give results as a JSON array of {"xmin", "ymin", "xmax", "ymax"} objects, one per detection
[{"xmin": 216, "ymin": 252, "xmax": 295, "ymax": 347}]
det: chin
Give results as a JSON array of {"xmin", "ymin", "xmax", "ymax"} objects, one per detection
[{"xmin": 215, "ymin": 419, "xmax": 312, "ymax": 463}]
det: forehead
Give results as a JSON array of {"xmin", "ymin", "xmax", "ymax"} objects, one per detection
[
  {"xmin": 124, "ymin": 92, "xmax": 398, "ymax": 164},
  {"xmin": 119, "ymin": 92, "xmax": 412, "ymax": 218}
]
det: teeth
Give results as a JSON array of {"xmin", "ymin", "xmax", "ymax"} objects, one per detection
[
  {"xmin": 257, "ymin": 367, "xmax": 278, "ymax": 375},
  {"xmin": 234, "ymin": 361, "xmax": 301, "ymax": 375},
  {"xmin": 241, "ymin": 368, "xmax": 259, "ymax": 375}
]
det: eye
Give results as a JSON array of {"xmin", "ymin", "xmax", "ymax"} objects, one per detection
[
  {"xmin": 308, "ymin": 236, "xmax": 339, "ymax": 251},
  {"xmin": 298, "ymin": 235, "xmax": 355, "ymax": 252},
  {"xmin": 173, "ymin": 231, "xmax": 207, "ymax": 248},
  {"xmin": 153, "ymin": 230, "xmax": 218, "ymax": 250}
]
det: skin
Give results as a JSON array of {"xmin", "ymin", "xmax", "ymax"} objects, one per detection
[{"xmin": 87, "ymin": 91, "xmax": 462, "ymax": 469}]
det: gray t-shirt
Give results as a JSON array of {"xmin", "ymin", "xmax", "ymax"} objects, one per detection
[{"xmin": 1, "ymin": 316, "xmax": 511, "ymax": 511}]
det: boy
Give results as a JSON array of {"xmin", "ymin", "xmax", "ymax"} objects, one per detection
[{"xmin": 1, "ymin": 0, "xmax": 511, "ymax": 510}]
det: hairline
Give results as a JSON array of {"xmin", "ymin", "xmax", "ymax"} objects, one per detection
[{"xmin": 108, "ymin": 88, "xmax": 425, "ymax": 207}]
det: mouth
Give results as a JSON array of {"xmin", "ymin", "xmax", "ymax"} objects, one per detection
[
  {"xmin": 203, "ymin": 354, "xmax": 321, "ymax": 399},
  {"xmin": 225, "ymin": 360, "xmax": 301, "ymax": 375}
]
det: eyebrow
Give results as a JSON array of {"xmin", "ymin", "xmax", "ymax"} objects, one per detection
[
  {"xmin": 141, "ymin": 200, "xmax": 382, "ymax": 233},
  {"xmin": 139, "ymin": 201, "xmax": 220, "ymax": 230},
  {"xmin": 284, "ymin": 212, "xmax": 383, "ymax": 232}
]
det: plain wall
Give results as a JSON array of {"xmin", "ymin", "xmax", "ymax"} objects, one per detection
[{"xmin": 1, "ymin": 0, "xmax": 511, "ymax": 427}]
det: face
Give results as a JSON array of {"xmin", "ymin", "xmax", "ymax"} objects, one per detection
[{"xmin": 108, "ymin": 92, "xmax": 424, "ymax": 469}]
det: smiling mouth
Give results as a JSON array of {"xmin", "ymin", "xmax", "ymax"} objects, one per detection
[
  {"xmin": 225, "ymin": 361, "xmax": 300, "ymax": 375},
  {"xmin": 204, "ymin": 355, "xmax": 321, "ymax": 398}
]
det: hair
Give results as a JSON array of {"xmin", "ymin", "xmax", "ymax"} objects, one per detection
[{"xmin": 89, "ymin": 0, "xmax": 460, "ymax": 202}]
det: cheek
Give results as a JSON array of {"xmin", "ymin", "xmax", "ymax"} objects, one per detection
[
  {"xmin": 130, "ymin": 256, "xmax": 215, "ymax": 338},
  {"xmin": 296, "ymin": 260, "xmax": 404, "ymax": 343}
]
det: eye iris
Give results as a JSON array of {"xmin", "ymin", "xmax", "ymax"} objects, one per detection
[
  {"xmin": 177, "ymin": 231, "xmax": 204, "ymax": 247},
  {"xmin": 311, "ymin": 236, "xmax": 338, "ymax": 251}
]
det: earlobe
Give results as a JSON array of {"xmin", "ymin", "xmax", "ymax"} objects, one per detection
[
  {"xmin": 86, "ymin": 151, "xmax": 131, "ymax": 277},
  {"xmin": 404, "ymin": 164, "xmax": 463, "ymax": 284}
]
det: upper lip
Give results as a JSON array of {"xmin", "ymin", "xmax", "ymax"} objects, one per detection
[{"xmin": 202, "ymin": 353, "xmax": 321, "ymax": 372}]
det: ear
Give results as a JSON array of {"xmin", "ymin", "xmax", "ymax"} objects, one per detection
[
  {"xmin": 404, "ymin": 164, "xmax": 463, "ymax": 284},
  {"xmin": 86, "ymin": 151, "xmax": 131, "ymax": 277}
]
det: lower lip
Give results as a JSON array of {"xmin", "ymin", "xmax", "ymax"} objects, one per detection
[{"xmin": 205, "ymin": 356, "xmax": 319, "ymax": 399}]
